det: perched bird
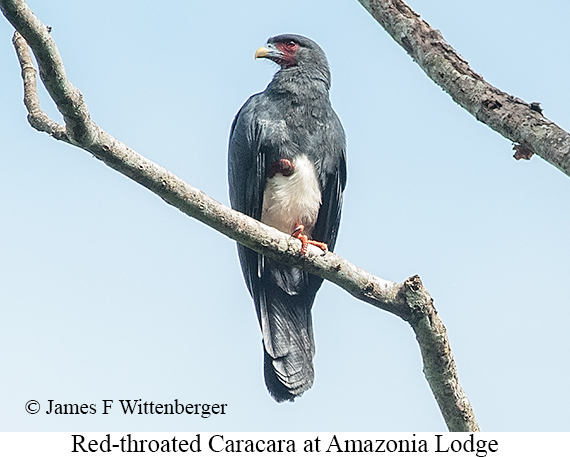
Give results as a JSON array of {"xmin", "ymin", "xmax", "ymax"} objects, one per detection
[{"xmin": 228, "ymin": 34, "xmax": 346, "ymax": 402}]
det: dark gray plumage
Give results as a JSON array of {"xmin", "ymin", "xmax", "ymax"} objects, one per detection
[{"xmin": 228, "ymin": 34, "xmax": 346, "ymax": 402}]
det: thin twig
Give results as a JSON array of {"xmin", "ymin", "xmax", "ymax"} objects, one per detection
[{"xmin": 12, "ymin": 32, "xmax": 69, "ymax": 142}]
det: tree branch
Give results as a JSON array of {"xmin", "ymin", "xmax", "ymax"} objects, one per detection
[
  {"xmin": 358, "ymin": 0, "xmax": 570, "ymax": 177},
  {"xmin": 12, "ymin": 31, "xmax": 69, "ymax": 142},
  {"xmin": 0, "ymin": 0, "xmax": 478, "ymax": 431}
]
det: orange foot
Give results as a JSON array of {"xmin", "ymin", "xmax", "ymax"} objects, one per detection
[{"xmin": 292, "ymin": 224, "xmax": 328, "ymax": 255}]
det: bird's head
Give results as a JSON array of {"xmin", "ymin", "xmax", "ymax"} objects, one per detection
[{"xmin": 255, "ymin": 34, "xmax": 330, "ymax": 87}]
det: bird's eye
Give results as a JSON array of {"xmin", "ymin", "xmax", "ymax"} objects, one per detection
[{"xmin": 285, "ymin": 41, "xmax": 297, "ymax": 49}]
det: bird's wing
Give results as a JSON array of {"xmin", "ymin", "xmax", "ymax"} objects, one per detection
[
  {"xmin": 308, "ymin": 111, "xmax": 347, "ymax": 293},
  {"xmin": 228, "ymin": 95, "xmax": 266, "ymax": 301},
  {"xmin": 312, "ymin": 149, "xmax": 346, "ymax": 248}
]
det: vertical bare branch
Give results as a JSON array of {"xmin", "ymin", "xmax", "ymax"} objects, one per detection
[
  {"xmin": 404, "ymin": 277, "xmax": 478, "ymax": 431},
  {"xmin": 12, "ymin": 31, "xmax": 69, "ymax": 141}
]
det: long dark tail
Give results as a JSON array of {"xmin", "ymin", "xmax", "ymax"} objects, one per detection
[{"xmin": 258, "ymin": 263, "xmax": 317, "ymax": 402}]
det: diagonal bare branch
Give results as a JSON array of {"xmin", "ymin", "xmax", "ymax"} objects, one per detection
[
  {"xmin": 0, "ymin": 0, "xmax": 478, "ymax": 431},
  {"xmin": 358, "ymin": 0, "xmax": 570, "ymax": 177}
]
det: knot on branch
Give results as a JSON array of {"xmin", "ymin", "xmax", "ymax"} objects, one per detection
[
  {"xmin": 402, "ymin": 274, "xmax": 435, "ymax": 324},
  {"xmin": 405, "ymin": 274, "xmax": 423, "ymax": 291},
  {"xmin": 529, "ymin": 102, "xmax": 543, "ymax": 114},
  {"xmin": 513, "ymin": 143, "xmax": 534, "ymax": 161},
  {"xmin": 482, "ymin": 98, "xmax": 502, "ymax": 110}
]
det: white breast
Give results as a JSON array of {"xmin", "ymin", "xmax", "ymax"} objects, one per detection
[{"xmin": 261, "ymin": 155, "xmax": 322, "ymax": 237}]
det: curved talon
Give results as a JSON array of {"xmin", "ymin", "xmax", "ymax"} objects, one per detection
[
  {"xmin": 291, "ymin": 224, "xmax": 304, "ymax": 238},
  {"xmin": 292, "ymin": 224, "xmax": 328, "ymax": 255}
]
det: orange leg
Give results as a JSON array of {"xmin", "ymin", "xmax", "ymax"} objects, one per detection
[{"xmin": 292, "ymin": 224, "xmax": 328, "ymax": 255}]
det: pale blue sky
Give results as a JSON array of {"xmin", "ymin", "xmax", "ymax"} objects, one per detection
[{"xmin": 1, "ymin": 0, "xmax": 569, "ymax": 432}]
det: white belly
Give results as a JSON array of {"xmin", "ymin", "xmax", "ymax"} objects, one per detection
[{"xmin": 261, "ymin": 155, "xmax": 322, "ymax": 236}]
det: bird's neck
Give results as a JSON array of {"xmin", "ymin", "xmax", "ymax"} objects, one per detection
[{"xmin": 267, "ymin": 66, "xmax": 330, "ymax": 100}]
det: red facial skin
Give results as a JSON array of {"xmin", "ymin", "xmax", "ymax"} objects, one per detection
[{"xmin": 274, "ymin": 41, "xmax": 299, "ymax": 68}]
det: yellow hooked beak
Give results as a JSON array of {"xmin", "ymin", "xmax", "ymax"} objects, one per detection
[{"xmin": 254, "ymin": 46, "xmax": 270, "ymax": 59}]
